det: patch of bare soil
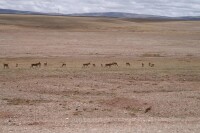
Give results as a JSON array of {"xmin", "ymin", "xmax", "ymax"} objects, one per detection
[
  {"xmin": 102, "ymin": 97, "xmax": 151, "ymax": 116},
  {"xmin": 0, "ymin": 111, "xmax": 15, "ymax": 119}
]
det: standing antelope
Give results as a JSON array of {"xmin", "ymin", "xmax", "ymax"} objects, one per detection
[
  {"xmin": 82, "ymin": 63, "xmax": 90, "ymax": 68},
  {"xmin": 101, "ymin": 64, "xmax": 103, "ymax": 67},
  {"xmin": 149, "ymin": 62, "xmax": 151, "ymax": 66},
  {"xmin": 142, "ymin": 63, "xmax": 144, "ymax": 67},
  {"xmin": 16, "ymin": 64, "xmax": 18, "ymax": 67},
  {"xmin": 3, "ymin": 64, "xmax": 9, "ymax": 69},
  {"xmin": 105, "ymin": 63, "xmax": 113, "ymax": 68},
  {"xmin": 44, "ymin": 62, "xmax": 47, "ymax": 66},
  {"xmin": 126, "ymin": 62, "xmax": 130, "ymax": 66},
  {"xmin": 31, "ymin": 62, "xmax": 41, "ymax": 68},
  {"xmin": 93, "ymin": 64, "xmax": 96, "ymax": 67}
]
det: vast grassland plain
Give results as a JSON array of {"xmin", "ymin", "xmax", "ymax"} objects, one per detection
[{"xmin": 0, "ymin": 14, "xmax": 200, "ymax": 132}]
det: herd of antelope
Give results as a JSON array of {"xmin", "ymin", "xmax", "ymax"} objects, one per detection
[{"xmin": 2, "ymin": 62, "xmax": 155, "ymax": 69}]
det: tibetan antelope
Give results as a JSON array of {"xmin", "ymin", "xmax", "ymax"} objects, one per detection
[
  {"xmin": 151, "ymin": 64, "xmax": 155, "ymax": 67},
  {"xmin": 62, "ymin": 63, "xmax": 66, "ymax": 67},
  {"xmin": 16, "ymin": 63, "xmax": 18, "ymax": 67},
  {"xmin": 149, "ymin": 62, "xmax": 151, "ymax": 66},
  {"xmin": 44, "ymin": 62, "xmax": 47, "ymax": 66},
  {"xmin": 105, "ymin": 63, "xmax": 113, "ymax": 68},
  {"xmin": 82, "ymin": 63, "xmax": 90, "ymax": 68},
  {"xmin": 3, "ymin": 64, "xmax": 9, "ymax": 69},
  {"xmin": 31, "ymin": 62, "xmax": 41, "ymax": 68},
  {"xmin": 126, "ymin": 62, "xmax": 130, "ymax": 66},
  {"xmin": 145, "ymin": 106, "xmax": 152, "ymax": 113},
  {"xmin": 112, "ymin": 62, "xmax": 118, "ymax": 66},
  {"xmin": 93, "ymin": 64, "xmax": 96, "ymax": 67},
  {"xmin": 142, "ymin": 63, "xmax": 144, "ymax": 67},
  {"xmin": 101, "ymin": 64, "xmax": 103, "ymax": 67}
]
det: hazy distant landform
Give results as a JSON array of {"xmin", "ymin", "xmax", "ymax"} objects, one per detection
[{"xmin": 0, "ymin": 8, "xmax": 200, "ymax": 20}]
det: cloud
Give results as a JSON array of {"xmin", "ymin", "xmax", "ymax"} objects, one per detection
[{"xmin": 0, "ymin": 0, "xmax": 200, "ymax": 17}]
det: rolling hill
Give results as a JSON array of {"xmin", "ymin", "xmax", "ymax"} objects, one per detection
[{"xmin": 0, "ymin": 8, "xmax": 199, "ymax": 20}]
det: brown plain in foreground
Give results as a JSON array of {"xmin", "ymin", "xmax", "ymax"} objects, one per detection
[{"xmin": 0, "ymin": 14, "xmax": 200, "ymax": 133}]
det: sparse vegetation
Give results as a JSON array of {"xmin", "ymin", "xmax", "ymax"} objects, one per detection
[
  {"xmin": 142, "ymin": 53, "xmax": 162, "ymax": 57},
  {"xmin": 2, "ymin": 98, "xmax": 49, "ymax": 105},
  {"xmin": 0, "ymin": 14, "xmax": 200, "ymax": 132}
]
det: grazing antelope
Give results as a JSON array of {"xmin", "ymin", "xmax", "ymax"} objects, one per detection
[
  {"xmin": 112, "ymin": 62, "xmax": 118, "ymax": 66},
  {"xmin": 142, "ymin": 63, "xmax": 144, "ymax": 67},
  {"xmin": 126, "ymin": 62, "xmax": 130, "ymax": 66},
  {"xmin": 82, "ymin": 63, "xmax": 90, "ymax": 68},
  {"xmin": 3, "ymin": 64, "xmax": 9, "ymax": 69},
  {"xmin": 44, "ymin": 62, "xmax": 47, "ymax": 66},
  {"xmin": 16, "ymin": 63, "xmax": 18, "ymax": 67},
  {"xmin": 38, "ymin": 62, "xmax": 41, "ymax": 67},
  {"xmin": 93, "ymin": 64, "xmax": 96, "ymax": 67},
  {"xmin": 62, "ymin": 63, "xmax": 66, "ymax": 67},
  {"xmin": 149, "ymin": 62, "xmax": 151, "ymax": 66},
  {"xmin": 31, "ymin": 62, "xmax": 41, "ymax": 68},
  {"xmin": 151, "ymin": 64, "xmax": 155, "ymax": 67},
  {"xmin": 145, "ymin": 106, "xmax": 151, "ymax": 113}
]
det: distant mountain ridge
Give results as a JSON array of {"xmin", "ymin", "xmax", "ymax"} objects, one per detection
[
  {"xmin": 68, "ymin": 12, "xmax": 200, "ymax": 20},
  {"xmin": 0, "ymin": 9, "xmax": 200, "ymax": 20},
  {"xmin": 68, "ymin": 12, "xmax": 169, "ymax": 19},
  {"xmin": 0, "ymin": 9, "xmax": 44, "ymax": 15}
]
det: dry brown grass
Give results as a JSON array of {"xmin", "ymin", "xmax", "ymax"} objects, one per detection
[
  {"xmin": 142, "ymin": 53, "xmax": 163, "ymax": 57},
  {"xmin": 2, "ymin": 98, "xmax": 49, "ymax": 105},
  {"xmin": 0, "ymin": 14, "xmax": 200, "ymax": 132}
]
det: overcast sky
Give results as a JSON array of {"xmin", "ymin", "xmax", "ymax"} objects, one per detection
[{"xmin": 0, "ymin": 0, "xmax": 200, "ymax": 17}]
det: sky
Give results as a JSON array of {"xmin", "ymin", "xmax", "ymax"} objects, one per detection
[{"xmin": 0, "ymin": 0, "xmax": 200, "ymax": 17}]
